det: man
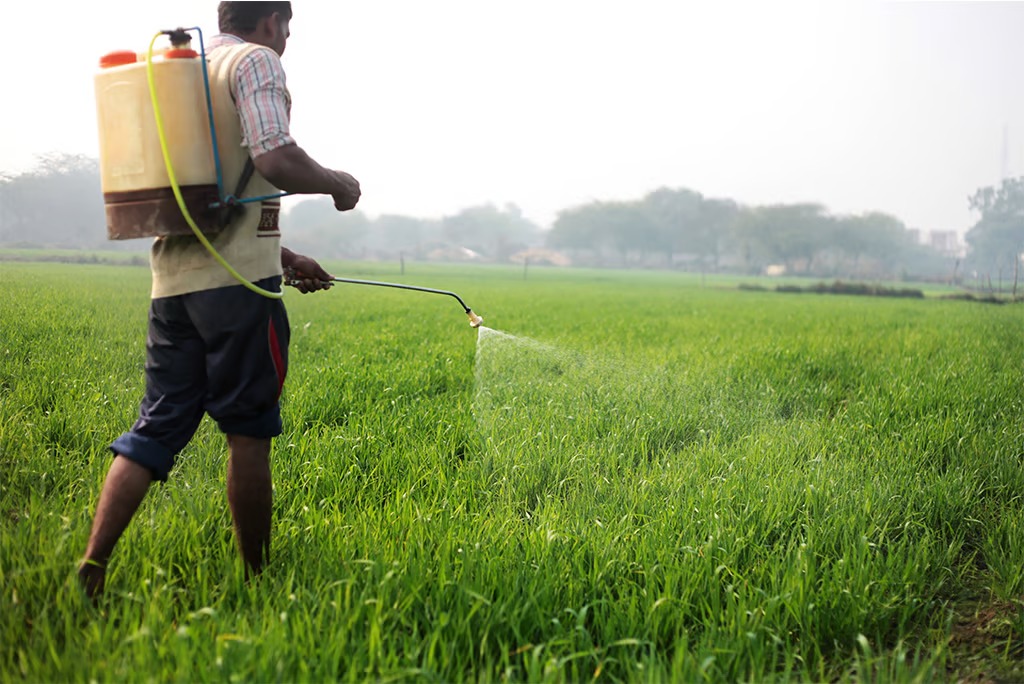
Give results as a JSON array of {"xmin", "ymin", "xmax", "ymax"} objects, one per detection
[{"xmin": 78, "ymin": 1, "xmax": 359, "ymax": 598}]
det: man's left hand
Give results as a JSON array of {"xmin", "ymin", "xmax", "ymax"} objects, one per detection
[{"xmin": 282, "ymin": 251, "xmax": 334, "ymax": 294}]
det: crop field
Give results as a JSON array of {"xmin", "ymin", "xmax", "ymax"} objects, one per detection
[{"xmin": 1, "ymin": 260, "xmax": 1023, "ymax": 682}]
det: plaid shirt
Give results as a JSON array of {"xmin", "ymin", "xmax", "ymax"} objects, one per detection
[{"xmin": 208, "ymin": 34, "xmax": 295, "ymax": 157}]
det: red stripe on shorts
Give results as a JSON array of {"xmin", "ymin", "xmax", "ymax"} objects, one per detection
[{"xmin": 268, "ymin": 317, "xmax": 286, "ymax": 399}]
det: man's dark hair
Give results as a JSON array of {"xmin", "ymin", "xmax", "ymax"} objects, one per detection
[{"xmin": 218, "ymin": 2, "xmax": 292, "ymax": 34}]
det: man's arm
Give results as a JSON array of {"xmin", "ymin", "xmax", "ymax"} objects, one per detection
[
  {"xmin": 259, "ymin": 146, "xmax": 356, "ymax": 292},
  {"xmin": 253, "ymin": 145, "xmax": 361, "ymax": 211},
  {"xmin": 232, "ymin": 47, "xmax": 361, "ymax": 210},
  {"xmin": 230, "ymin": 48, "xmax": 359, "ymax": 290}
]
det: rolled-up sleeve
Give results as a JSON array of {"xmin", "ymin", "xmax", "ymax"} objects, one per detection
[{"xmin": 232, "ymin": 48, "xmax": 295, "ymax": 157}]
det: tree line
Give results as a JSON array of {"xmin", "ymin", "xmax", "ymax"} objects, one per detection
[
  {"xmin": 548, "ymin": 188, "xmax": 948, "ymax": 280},
  {"xmin": 2, "ymin": 153, "xmax": 1022, "ymax": 286}
]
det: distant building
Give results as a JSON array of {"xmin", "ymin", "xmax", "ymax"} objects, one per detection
[
  {"xmin": 426, "ymin": 245, "xmax": 483, "ymax": 262},
  {"xmin": 928, "ymin": 230, "xmax": 965, "ymax": 257},
  {"xmin": 509, "ymin": 248, "xmax": 571, "ymax": 266}
]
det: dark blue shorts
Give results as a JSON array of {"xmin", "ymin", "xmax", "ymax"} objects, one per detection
[{"xmin": 111, "ymin": 277, "xmax": 290, "ymax": 481}]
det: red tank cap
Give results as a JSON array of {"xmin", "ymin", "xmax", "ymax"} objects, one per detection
[
  {"xmin": 99, "ymin": 50, "xmax": 138, "ymax": 68},
  {"xmin": 164, "ymin": 48, "xmax": 199, "ymax": 59}
]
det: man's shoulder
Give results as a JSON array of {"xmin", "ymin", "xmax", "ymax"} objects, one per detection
[
  {"xmin": 207, "ymin": 33, "xmax": 245, "ymax": 51},
  {"xmin": 209, "ymin": 35, "xmax": 282, "ymax": 67}
]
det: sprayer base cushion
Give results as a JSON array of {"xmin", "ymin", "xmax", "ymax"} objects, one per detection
[{"xmin": 104, "ymin": 184, "xmax": 222, "ymax": 239}]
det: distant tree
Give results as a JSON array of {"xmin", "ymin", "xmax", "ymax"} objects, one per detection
[
  {"xmin": 832, "ymin": 214, "xmax": 870, "ymax": 273},
  {"xmin": 869, "ymin": 213, "xmax": 912, "ymax": 274},
  {"xmin": 0, "ymin": 153, "xmax": 104, "ymax": 247},
  {"xmin": 284, "ymin": 197, "xmax": 371, "ymax": 258},
  {"xmin": 597, "ymin": 201, "xmax": 661, "ymax": 265},
  {"xmin": 694, "ymin": 197, "xmax": 741, "ymax": 272},
  {"xmin": 965, "ymin": 177, "xmax": 1024, "ymax": 282},
  {"xmin": 900, "ymin": 240, "xmax": 959, "ymax": 283},
  {"xmin": 547, "ymin": 203, "xmax": 601, "ymax": 258},
  {"xmin": 369, "ymin": 214, "xmax": 437, "ymax": 258},
  {"xmin": 547, "ymin": 200, "xmax": 659, "ymax": 266},
  {"xmin": 734, "ymin": 203, "xmax": 832, "ymax": 275},
  {"xmin": 287, "ymin": 196, "xmax": 337, "ymax": 231},
  {"xmin": 641, "ymin": 187, "xmax": 702, "ymax": 265},
  {"xmin": 442, "ymin": 203, "xmax": 541, "ymax": 262},
  {"xmin": 831, "ymin": 212, "xmax": 913, "ymax": 278}
]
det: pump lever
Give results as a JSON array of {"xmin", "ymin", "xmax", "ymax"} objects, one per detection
[{"xmin": 164, "ymin": 27, "xmax": 192, "ymax": 47}]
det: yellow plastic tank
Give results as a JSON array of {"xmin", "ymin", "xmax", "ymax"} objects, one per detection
[{"xmin": 94, "ymin": 45, "xmax": 220, "ymax": 239}]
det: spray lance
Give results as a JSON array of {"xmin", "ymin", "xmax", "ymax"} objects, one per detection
[
  {"xmin": 95, "ymin": 26, "xmax": 484, "ymax": 328},
  {"xmin": 284, "ymin": 269, "xmax": 484, "ymax": 328}
]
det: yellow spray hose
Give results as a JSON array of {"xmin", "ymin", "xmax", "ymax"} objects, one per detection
[{"xmin": 145, "ymin": 33, "xmax": 283, "ymax": 300}]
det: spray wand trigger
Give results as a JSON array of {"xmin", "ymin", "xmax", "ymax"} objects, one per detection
[{"xmin": 283, "ymin": 266, "xmax": 333, "ymax": 291}]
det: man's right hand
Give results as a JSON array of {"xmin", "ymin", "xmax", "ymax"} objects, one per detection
[{"xmin": 332, "ymin": 171, "xmax": 361, "ymax": 211}]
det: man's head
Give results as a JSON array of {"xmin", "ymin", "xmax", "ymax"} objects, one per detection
[{"xmin": 217, "ymin": 2, "xmax": 292, "ymax": 56}]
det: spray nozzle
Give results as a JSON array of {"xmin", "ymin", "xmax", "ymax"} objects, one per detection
[{"xmin": 467, "ymin": 310, "xmax": 484, "ymax": 328}]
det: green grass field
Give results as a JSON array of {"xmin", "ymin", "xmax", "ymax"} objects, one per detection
[{"xmin": 1, "ymin": 261, "xmax": 1022, "ymax": 682}]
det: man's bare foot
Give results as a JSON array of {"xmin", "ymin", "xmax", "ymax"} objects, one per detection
[{"xmin": 77, "ymin": 559, "xmax": 105, "ymax": 601}]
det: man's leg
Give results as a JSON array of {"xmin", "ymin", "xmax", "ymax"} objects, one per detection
[
  {"xmin": 226, "ymin": 434, "xmax": 273, "ymax": 576},
  {"xmin": 194, "ymin": 279, "xmax": 287, "ymax": 578},
  {"xmin": 81, "ymin": 291, "xmax": 205, "ymax": 598},
  {"xmin": 78, "ymin": 456, "xmax": 153, "ymax": 598}
]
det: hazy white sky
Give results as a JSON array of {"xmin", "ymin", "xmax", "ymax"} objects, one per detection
[{"xmin": 4, "ymin": 1, "xmax": 1022, "ymax": 234}]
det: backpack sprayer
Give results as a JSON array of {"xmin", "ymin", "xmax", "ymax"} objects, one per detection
[{"xmin": 94, "ymin": 26, "xmax": 483, "ymax": 327}]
